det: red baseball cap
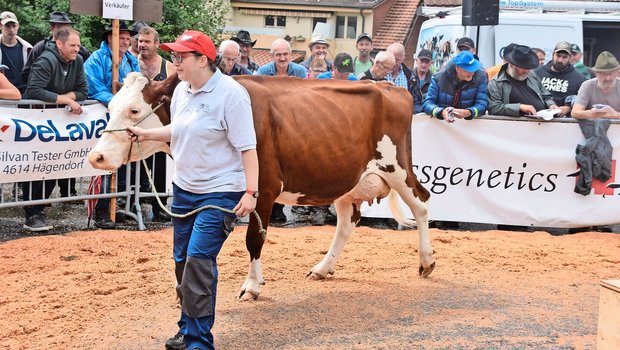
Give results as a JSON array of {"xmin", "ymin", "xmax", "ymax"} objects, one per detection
[{"xmin": 160, "ymin": 30, "xmax": 216, "ymax": 61}]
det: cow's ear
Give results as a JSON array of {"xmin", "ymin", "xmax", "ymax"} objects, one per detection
[{"xmin": 113, "ymin": 81, "xmax": 124, "ymax": 93}]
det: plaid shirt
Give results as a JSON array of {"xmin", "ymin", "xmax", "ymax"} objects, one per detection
[
  {"xmin": 386, "ymin": 68, "xmax": 408, "ymax": 89},
  {"xmin": 242, "ymin": 60, "xmax": 260, "ymax": 74}
]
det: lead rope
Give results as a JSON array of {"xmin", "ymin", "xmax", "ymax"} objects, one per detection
[{"xmin": 102, "ymin": 103, "xmax": 267, "ymax": 240}]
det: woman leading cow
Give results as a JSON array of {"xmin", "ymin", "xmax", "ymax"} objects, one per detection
[{"xmin": 126, "ymin": 31, "xmax": 259, "ymax": 350}]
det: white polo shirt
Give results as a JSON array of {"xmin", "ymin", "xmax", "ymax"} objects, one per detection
[{"xmin": 170, "ymin": 69, "xmax": 256, "ymax": 194}]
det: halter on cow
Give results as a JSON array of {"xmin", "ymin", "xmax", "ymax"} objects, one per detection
[{"xmin": 88, "ymin": 72, "xmax": 435, "ymax": 300}]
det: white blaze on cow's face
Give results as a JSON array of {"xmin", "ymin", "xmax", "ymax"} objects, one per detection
[{"xmin": 88, "ymin": 73, "xmax": 169, "ymax": 170}]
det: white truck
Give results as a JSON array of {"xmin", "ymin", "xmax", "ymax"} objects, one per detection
[{"xmin": 417, "ymin": 0, "xmax": 620, "ymax": 70}]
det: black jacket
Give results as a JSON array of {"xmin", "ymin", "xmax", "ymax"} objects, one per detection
[
  {"xmin": 22, "ymin": 36, "xmax": 91, "ymax": 84},
  {"xmin": 408, "ymin": 66, "xmax": 432, "ymax": 113},
  {"xmin": 534, "ymin": 62, "xmax": 586, "ymax": 107},
  {"xmin": 24, "ymin": 41, "xmax": 88, "ymax": 102}
]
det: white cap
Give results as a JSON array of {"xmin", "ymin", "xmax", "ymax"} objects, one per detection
[{"xmin": 0, "ymin": 11, "xmax": 18, "ymax": 26}]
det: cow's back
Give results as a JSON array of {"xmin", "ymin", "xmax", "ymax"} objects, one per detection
[{"xmin": 234, "ymin": 76, "xmax": 414, "ymax": 201}]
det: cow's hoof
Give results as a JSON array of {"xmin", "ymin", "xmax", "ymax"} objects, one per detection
[
  {"xmin": 306, "ymin": 270, "xmax": 325, "ymax": 280},
  {"xmin": 419, "ymin": 262, "xmax": 435, "ymax": 278},
  {"xmin": 238, "ymin": 289, "xmax": 259, "ymax": 301}
]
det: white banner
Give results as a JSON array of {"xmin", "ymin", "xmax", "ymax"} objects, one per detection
[
  {"xmin": 0, "ymin": 104, "xmax": 110, "ymax": 183},
  {"xmin": 361, "ymin": 115, "xmax": 620, "ymax": 228}
]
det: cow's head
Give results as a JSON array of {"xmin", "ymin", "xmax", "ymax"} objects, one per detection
[{"xmin": 88, "ymin": 72, "xmax": 177, "ymax": 170}]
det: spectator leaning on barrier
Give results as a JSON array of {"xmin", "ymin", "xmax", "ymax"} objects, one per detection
[
  {"xmin": 22, "ymin": 11, "xmax": 91, "ymax": 84},
  {"xmin": 20, "ymin": 27, "xmax": 88, "ymax": 232},
  {"xmin": 0, "ymin": 64, "xmax": 20, "ymax": 99},
  {"xmin": 0, "ymin": 11, "xmax": 32, "ymax": 93},
  {"xmin": 354, "ymin": 33, "xmax": 373, "ymax": 76},
  {"xmin": 300, "ymin": 34, "xmax": 333, "ymax": 72},
  {"xmin": 359, "ymin": 50, "xmax": 395, "ymax": 81},
  {"xmin": 411, "ymin": 49, "xmax": 433, "ymax": 113},
  {"xmin": 422, "ymin": 51, "xmax": 488, "ymax": 121},
  {"xmin": 487, "ymin": 45, "xmax": 557, "ymax": 117},
  {"xmin": 571, "ymin": 51, "xmax": 620, "ymax": 120},
  {"xmin": 231, "ymin": 30, "xmax": 259, "ymax": 74},
  {"xmin": 316, "ymin": 52, "xmax": 357, "ymax": 80},
  {"xmin": 255, "ymin": 38, "xmax": 307, "ymax": 78},
  {"xmin": 217, "ymin": 40, "xmax": 250, "ymax": 76},
  {"xmin": 534, "ymin": 41, "xmax": 586, "ymax": 117},
  {"xmin": 84, "ymin": 21, "xmax": 140, "ymax": 229}
]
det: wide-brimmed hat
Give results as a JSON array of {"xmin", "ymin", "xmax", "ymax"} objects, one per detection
[
  {"xmin": 308, "ymin": 34, "xmax": 329, "ymax": 48},
  {"xmin": 100, "ymin": 21, "xmax": 137, "ymax": 42},
  {"xmin": 231, "ymin": 30, "xmax": 256, "ymax": 47},
  {"xmin": 453, "ymin": 51, "xmax": 482, "ymax": 72},
  {"xmin": 505, "ymin": 45, "xmax": 539, "ymax": 70},
  {"xmin": 161, "ymin": 30, "xmax": 217, "ymax": 61},
  {"xmin": 591, "ymin": 51, "xmax": 620, "ymax": 72},
  {"xmin": 48, "ymin": 11, "xmax": 75, "ymax": 24}
]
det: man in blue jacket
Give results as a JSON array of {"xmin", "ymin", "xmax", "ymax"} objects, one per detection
[
  {"xmin": 423, "ymin": 51, "xmax": 488, "ymax": 121},
  {"xmin": 84, "ymin": 21, "xmax": 140, "ymax": 229}
]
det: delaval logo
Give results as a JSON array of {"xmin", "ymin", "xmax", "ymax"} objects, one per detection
[{"xmin": 10, "ymin": 114, "xmax": 108, "ymax": 142}]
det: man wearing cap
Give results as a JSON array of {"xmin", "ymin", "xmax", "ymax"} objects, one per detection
[
  {"xmin": 354, "ymin": 33, "xmax": 373, "ymax": 76},
  {"xmin": 129, "ymin": 21, "xmax": 147, "ymax": 57},
  {"xmin": 255, "ymin": 38, "xmax": 307, "ymax": 78},
  {"xmin": 300, "ymin": 34, "xmax": 333, "ymax": 72},
  {"xmin": 423, "ymin": 51, "xmax": 488, "ymax": 121},
  {"xmin": 217, "ymin": 40, "xmax": 250, "ymax": 76},
  {"xmin": 534, "ymin": 41, "xmax": 586, "ymax": 116},
  {"xmin": 456, "ymin": 37, "xmax": 477, "ymax": 56},
  {"xmin": 488, "ymin": 45, "xmax": 557, "ymax": 117},
  {"xmin": 0, "ymin": 11, "xmax": 32, "ymax": 93},
  {"xmin": 410, "ymin": 49, "xmax": 433, "ymax": 113},
  {"xmin": 359, "ymin": 50, "xmax": 395, "ymax": 81},
  {"xmin": 570, "ymin": 44, "xmax": 593, "ymax": 80},
  {"xmin": 22, "ymin": 11, "xmax": 90, "ymax": 84},
  {"xmin": 20, "ymin": 27, "xmax": 88, "ymax": 232},
  {"xmin": 231, "ymin": 30, "xmax": 260, "ymax": 74},
  {"xmin": 84, "ymin": 21, "xmax": 140, "ymax": 229},
  {"xmin": 572, "ymin": 51, "xmax": 620, "ymax": 120},
  {"xmin": 317, "ymin": 53, "xmax": 357, "ymax": 80}
]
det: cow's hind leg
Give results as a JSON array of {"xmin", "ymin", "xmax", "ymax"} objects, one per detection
[
  {"xmin": 307, "ymin": 198, "xmax": 359, "ymax": 279},
  {"xmin": 390, "ymin": 177, "xmax": 435, "ymax": 277}
]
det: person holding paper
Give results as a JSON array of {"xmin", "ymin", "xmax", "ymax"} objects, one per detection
[{"xmin": 487, "ymin": 45, "xmax": 558, "ymax": 117}]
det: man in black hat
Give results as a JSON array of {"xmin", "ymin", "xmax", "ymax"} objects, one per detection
[
  {"xmin": 354, "ymin": 33, "xmax": 373, "ymax": 76},
  {"xmin": 231, "ymin": 30, "xmax": 259, "ymax": 73},
  {"xmin": 22, "ymin": 11, "xmax": 90, "ymax": 84},
  {"xmin": 488, "ymin": 44, "xmax": 557, "ymax": 117},
  {"xmin": 534, "ymin": 41, "xmax": 586, "ymax": 117},
  {"xmin": 411, "ymin": 49, "xmax": 433, "ymax": 113}
]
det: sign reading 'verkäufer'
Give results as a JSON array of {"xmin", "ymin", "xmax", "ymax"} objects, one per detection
[{"xmin": 102, "ymin": 0, "xmax": 133, "ymax": 20}]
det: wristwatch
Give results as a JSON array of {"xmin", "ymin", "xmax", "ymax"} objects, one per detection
[{"xmin": 245, "ymin": 189, "xmax": 259, "ymax": 198}]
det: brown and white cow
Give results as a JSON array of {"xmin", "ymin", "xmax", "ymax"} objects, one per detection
[{"xmin": 88, "ymin": 72, "xmax": 435, "ymax": 300}]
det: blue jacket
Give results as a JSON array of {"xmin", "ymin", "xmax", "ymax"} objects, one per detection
[
  {"xmin": 254, "ymin": 62, "xmax": 307, "ymax": 78},
  {"xmin": 422, "ymin": 62, "xmax": 488, "ymax": 119},
  {"xmin": 83, "ymin": 41, "xmax": 140, "ymax": 106}
]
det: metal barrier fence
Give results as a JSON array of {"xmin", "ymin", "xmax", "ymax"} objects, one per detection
[{"xmin": 0, "ymin": 100, "xmax": 171, "ymax": 231}]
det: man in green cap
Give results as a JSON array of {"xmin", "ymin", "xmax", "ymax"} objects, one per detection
[{"xmin": 570, "ymin": 43, "xmax": 593, "ymax": 79}]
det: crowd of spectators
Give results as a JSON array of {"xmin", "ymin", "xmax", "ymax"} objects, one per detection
[{"xmin": 2, "ymin": 9, "xmax": 620, "ymax": 231}]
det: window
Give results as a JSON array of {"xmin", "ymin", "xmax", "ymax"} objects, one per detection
[
  {"xmin": 312, "ymin": 17, "xmax": 327, "ymax": 31},
  {"xmin": 265, "ymin": 15, "xmax": 286, "ymax": 27},
  {"xmin": 335, "ymin": 16, "xmax": 357, "ymax": 39}
]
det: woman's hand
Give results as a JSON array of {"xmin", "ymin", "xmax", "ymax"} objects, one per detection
[
  {"xmin": 126, "ymin": 126, "xmax": 147, "ymax": 142},
  {"xmin": 234, "ymin": 193, "xmax": 257, "ymax": 217}
]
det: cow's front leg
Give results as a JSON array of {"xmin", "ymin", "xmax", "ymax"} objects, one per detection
[
  {"xmin": 307, "ymin": 199, "xmax": 359, "ymax": 279},
  {"xmin": 238, "ymin": 199, "xmax": 270, "ymax": 301},
  {"xmin": 239, "ymin": 258, "xmax": 264, "ymax": 301}
]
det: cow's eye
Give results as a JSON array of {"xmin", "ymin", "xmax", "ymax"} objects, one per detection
[{"xmin": 130, "ymin": 108, "xmax": 140, "ymax": 114}]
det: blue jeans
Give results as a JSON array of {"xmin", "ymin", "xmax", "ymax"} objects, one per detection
[{"xmin": 171, "ymin": 183, "xmax": 242, "ymax": 350}]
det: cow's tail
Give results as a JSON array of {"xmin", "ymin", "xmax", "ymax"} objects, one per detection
[{"xmin": 388, "ymin": 189, "xmax": 416, "ymax": 228}]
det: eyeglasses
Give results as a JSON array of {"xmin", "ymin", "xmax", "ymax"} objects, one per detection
[
  {"xmin": 377, "ymin": 61, "xmax": 394, "ymax": 71},
  {"xmin": 170, "ymin": 52, "xmax": 202, "ymax": 63}
]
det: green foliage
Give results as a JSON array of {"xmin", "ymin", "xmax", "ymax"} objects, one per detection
[{"xmin": 3, "ymin": 0, "xmax": 231, "ymax": 52}]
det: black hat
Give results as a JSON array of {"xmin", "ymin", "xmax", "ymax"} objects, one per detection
[
  {"xmin": 457, "ymin": 37, "xmax": 475, "ymax": 50},
  {"xmin": 100, "ymin": 21, "xmax": 137, "ymax": 42},
  {"xmin": 417, "ymin": 49, "xmax": 432, "ymax": 61},
  {"xmin": 356, "ymin": 33, "xmax": 372, "ymax": 44},
  {"xmin": 48, "ymin": 11, "xmax": 75, "ymax": 24},
  {"xmin": 505, "ymin": 45, "xmax": 539, "ymax": 70},
  {"xmin": 499, "ymin": 43, "xmax": 518, "ymax": 59},
  {"xmin": 231, "ymin": 30, "xmax": 256, "ymax": 47},
  {"xmin": 131, "ymin": 21, "xmax": 148, "ymax": 34},
  {"xmin": 334, "ymin": 53, "xmax": 354, "ymax": 73}
]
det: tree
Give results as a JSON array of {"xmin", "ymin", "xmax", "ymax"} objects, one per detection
[{"xmin": 3, "ymin": 0, "xmax": 231, "ymax": 51}]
